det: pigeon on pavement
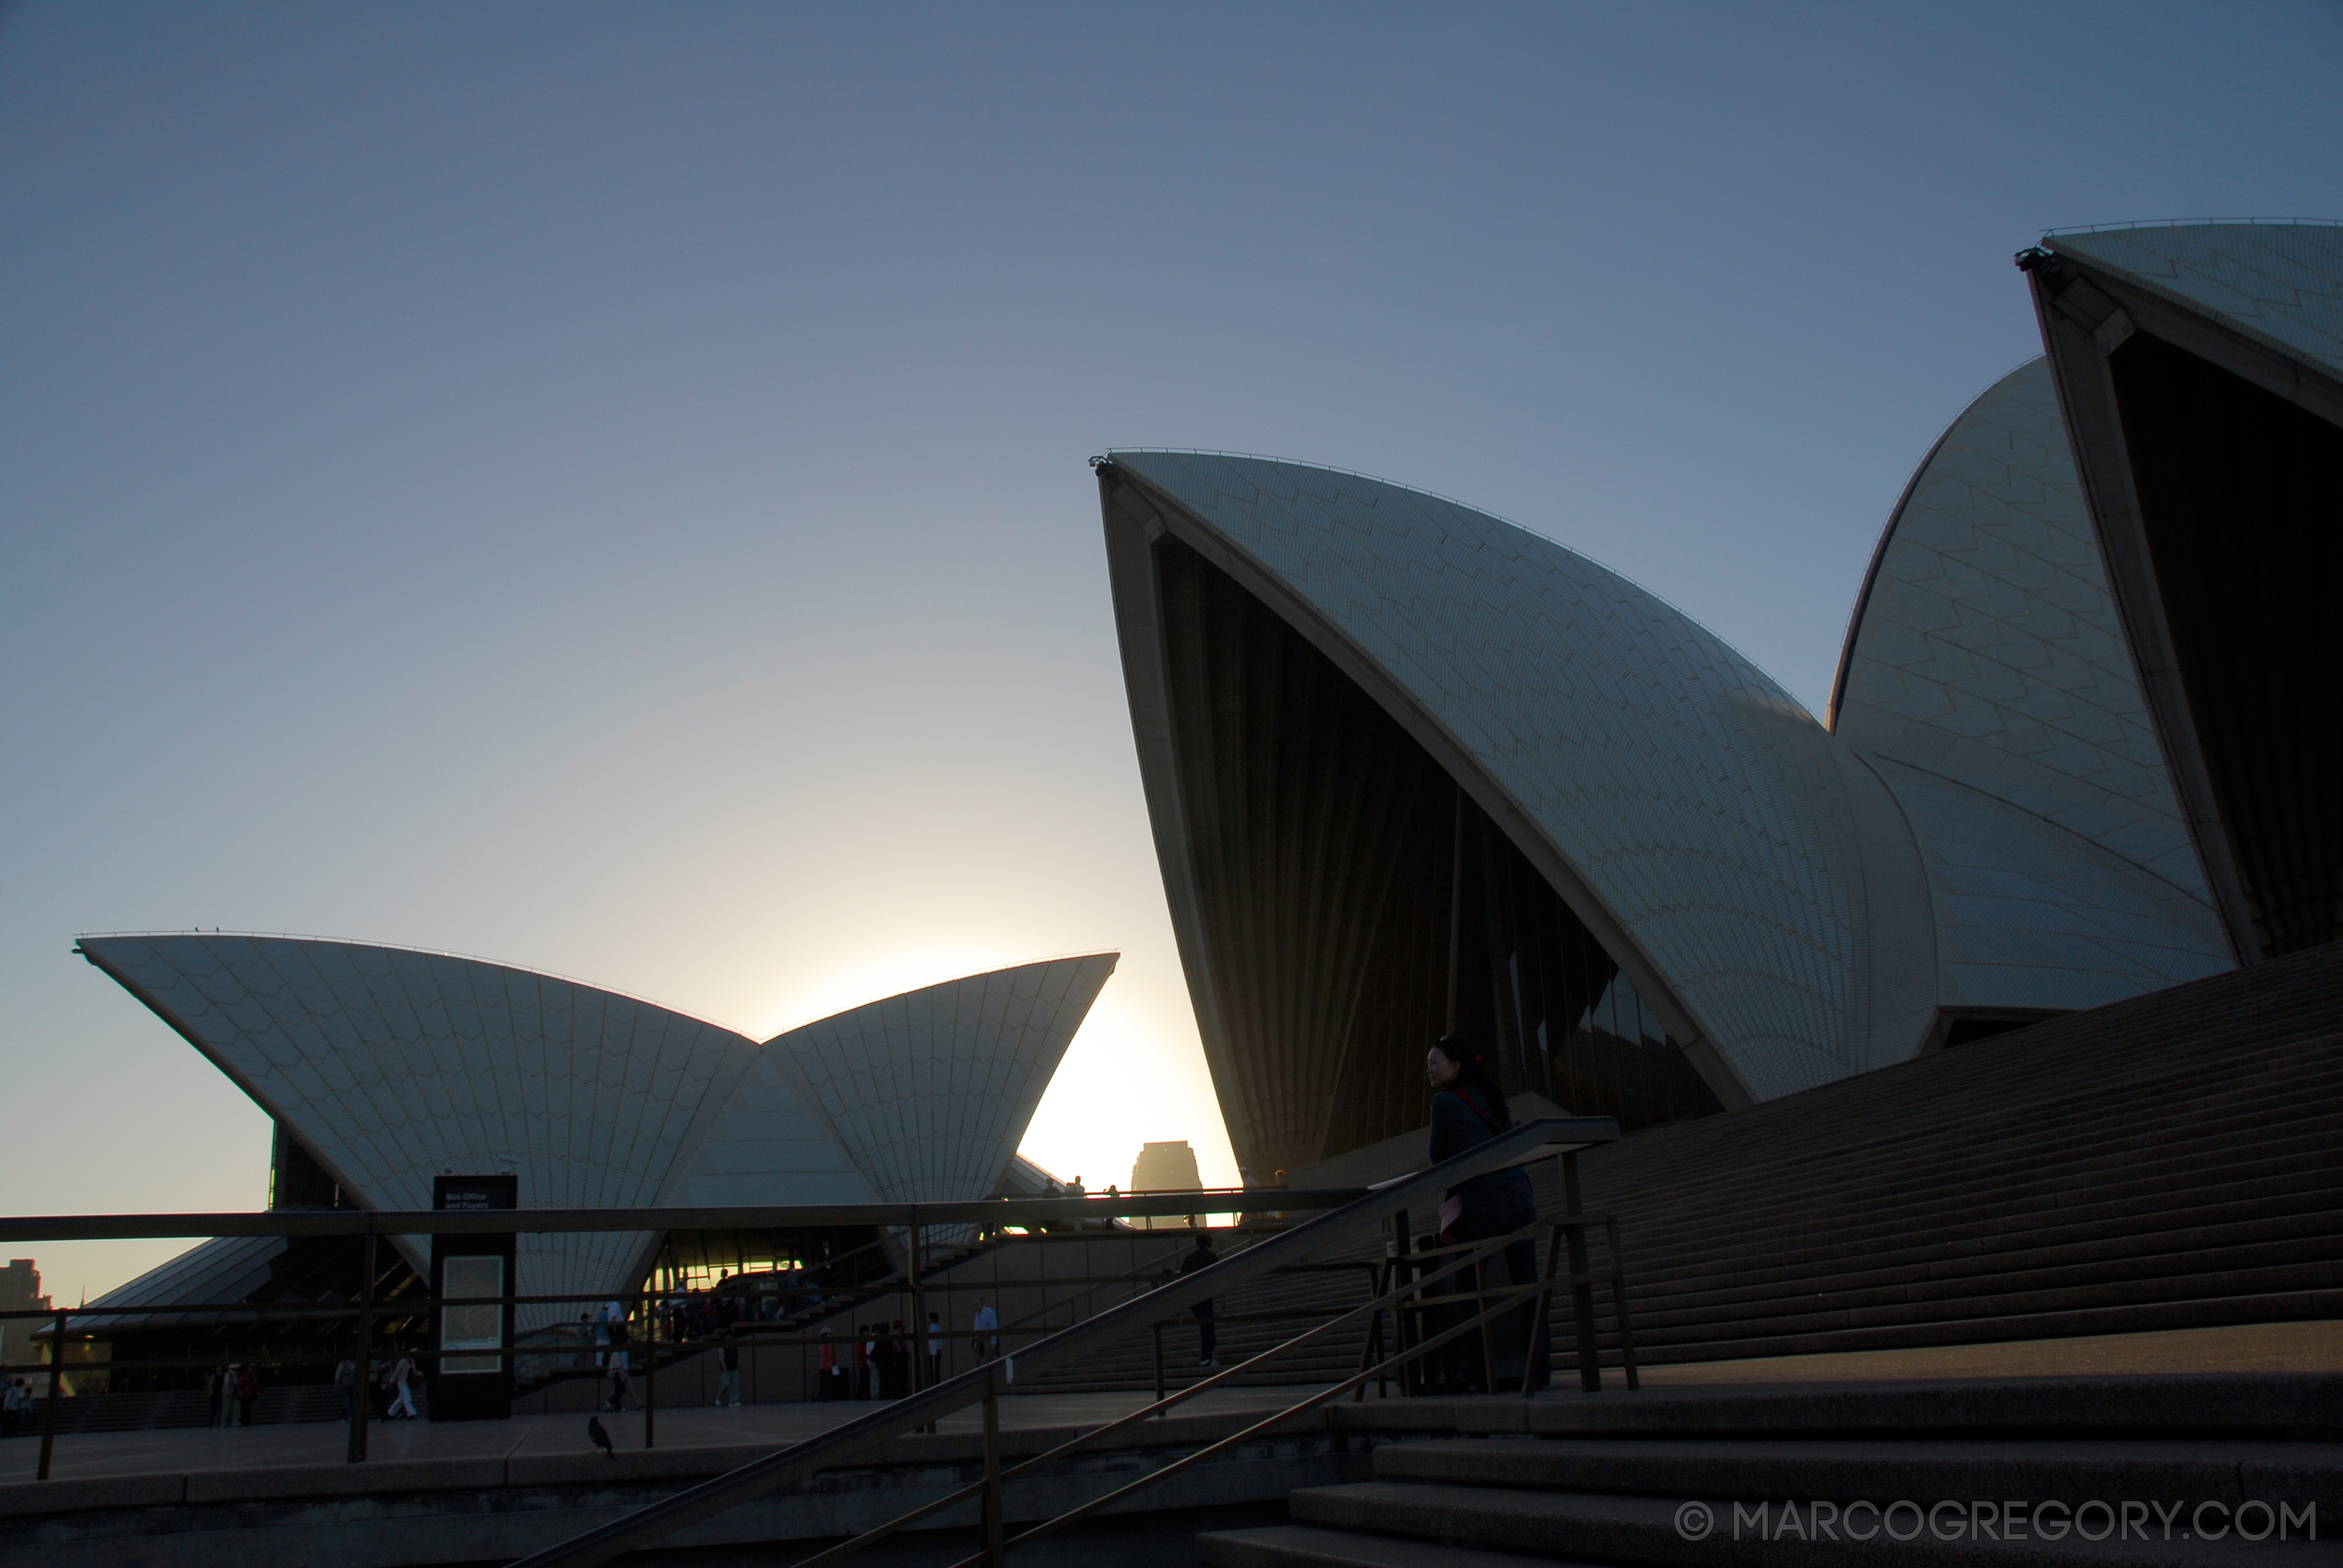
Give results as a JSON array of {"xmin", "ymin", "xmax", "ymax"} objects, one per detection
[{"xmin": 587, "ymin": 1416, "xmax": 614, "ymax": 1456}]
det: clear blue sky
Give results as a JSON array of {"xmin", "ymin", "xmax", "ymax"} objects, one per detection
[{"xmin": 5, "ymin": 2, "xmax": 2338, "ymax": 1301}]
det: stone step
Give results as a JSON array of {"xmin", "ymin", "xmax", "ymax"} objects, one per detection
[
  {"xmin": 1371, "ymin": 1438, "xmax": 2343, "ymax": 1512},
  {"xmin": 1196, "ymin": 1522, "xmax": 1574, "ymax": 1567},
  {"xmin": 1594, "ymin": 1289, "xmax": 2343, "ymax": 1367},
  {"xmin": 1602, "ymin": 1117, "xmax": 2343, "ymax": 1264},
  {"xmin": 1624, "ymin": 1240, "xmax": 2343, "ymax": 1342},
  {"xmin": 1335, "ymin": 1374, "xmax": 2343, "ymax": 1439},
  {"xmin": 1286, "ymin": 1480, "xmax": 2341, "ymax": 1565},
  {"xmin": 1613, "ymin": 1138, "xmax": 2343, "ymax": 1270}
]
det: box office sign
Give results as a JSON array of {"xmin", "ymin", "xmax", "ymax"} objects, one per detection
[{"xmin": 430, "ymin": 1173, "xmax": 517, "ymax": 1420}]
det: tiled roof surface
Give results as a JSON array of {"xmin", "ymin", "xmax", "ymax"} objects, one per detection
[
  {"xmin": 780, "ymin": 954, "xmax": 1117, "ymax": 1203},
  {"xmin": 1833, "ymin": 359, "xmax": 2230, "ymax": 999},
  {"xmin": 80, "ymin": 937, "xmax": 1115, "ymax": 1318},
  {"xmin": 664, "ymin": 1051, "xmax": 881, "ymax": 1208},
  {"xmin": 1872, "ymin": 758, "xmax": 2232, "ymax": 1010},
  {"xmin": 2046, "ymin": 222, "xmax": 2343, "ymax": 382},
  {"xmin": 80, "ymin": 934, "xmax": 757, "ymax": 1328},
  {"xmin": 1111, "ymin": 452, "xmax": 1870, "ymax": 1100},
  {"xmin": 1835, "ymin": 359, "xmax": 2210, "ymax": 891}
]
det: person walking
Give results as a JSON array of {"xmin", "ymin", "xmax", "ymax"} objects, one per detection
[
  {"xmin": 221, "ymin": 1364, "xmax": 242, "ymax": 1428},
  {"xmin": 970, "ymin": 1299, "xmax": 999, "ymax": 1364},
  {"xmin": 334, "ymin": 1356, "xmax": 357, "ymax": 1421},
  {"xmin": 1424, "ymin": 1034, "xmax": 1548, "ymax": 1393},
  {"xmin": 234, "ymin": 1362, "xmax": 262, "ymax": 1426},
  {"xmin": 926, "ymin": 1311, "xmax": 943, "ymax": 1384},
  {"xmin": 817, "ymin": 1330, "xmax": 837, "ymax": 1401},
  {"xmin": 605, "ymin": 1325, "xmax": 631, "ymax": 1412},
  {"xmin": 714, "ymin": 1340, "xmax": 741, "ymax": 1408},
  {"xmin": 1181, "ymin": 1231, "xmax": 1219, "ymax": 1367},
  {"xmin": 1, "ymin": 1376, "xmax": 21, "ymax": 1438},
  {"xmin": 388, "ymin": 1357, "xmax": 419, "ymax": 1419}
]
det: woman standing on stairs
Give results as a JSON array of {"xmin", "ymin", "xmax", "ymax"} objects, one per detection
[{"xmin": 1426, "ymin": 1035, "xmax": 1549, "ymax": 1393}]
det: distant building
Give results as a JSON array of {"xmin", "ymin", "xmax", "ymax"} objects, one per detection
[
  {"xmin": 1131, "ymin": 1140, "xmax": 1202, "ymax": 1193},
  {"xmin": 0, "ymin": 1259, "xmax": 48, "ymax": 1378},
  {"xmin": 1127, "ymin": 1140, "xmax": 1204, "ymax": 1230}
]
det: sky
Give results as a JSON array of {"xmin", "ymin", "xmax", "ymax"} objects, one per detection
[{"xmin": 4, "ymin": 1, "xmax": 2338, "ymax": 1303}]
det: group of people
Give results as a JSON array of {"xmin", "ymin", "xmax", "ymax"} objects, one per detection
[
  {"xmin": 0, "ymin": 1378, "xmax": 33, "ymax": 1437},
  {"xmin": 812, "ymin": 1301, "xmax": 996, "ymax": 1402},
  {"xmin": 580, "ymin": 1282, "xmax": 760, "ymax": 1413},
  {"xmin": 203, "ymin": 1363, "xmax": 267, "ymax": 1427},
  {"xmin": 329, "ymin": 1355, "xmax": 423, "ymax": 1421}
]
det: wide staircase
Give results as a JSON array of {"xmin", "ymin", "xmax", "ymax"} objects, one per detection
[
  {"xmin": 1186, "ymin": 947, "xmax": 2343, "ymax": 1562},
  {"xmin": 1001, "ymin": 1240, "xmax": 1387, "ymax": 1395},
  {"xmin": 1199, "ymin": 1375, "xmax": 2343, "ymax": 1564},
  {"xmin": 1013, "ymin": 945, "xmax": 2343, "ymax": 1403},
  {"xmin": 1579, "ymin": 942, "xmax": 2343, "ymax": 1367}
]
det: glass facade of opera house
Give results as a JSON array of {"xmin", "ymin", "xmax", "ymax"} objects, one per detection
[{"xmin": 62, "ymin": 219, "xmax": 2340, "ymax": 1399}]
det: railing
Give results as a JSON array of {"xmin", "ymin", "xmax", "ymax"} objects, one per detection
[
  {"xmin": 503, "ymin": 1116, "xmax": 1632, "ymax": 1568},
  {"xmin": 0, "ymin": 1187, "xmax": 1358, "ymax": 1483},
  {"xmin": 0, "ymin": 1122, "xmax": 1638, "ymax": 1567}
]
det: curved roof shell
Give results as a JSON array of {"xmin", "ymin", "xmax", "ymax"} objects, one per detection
[
  {"xmin": 2044, "ymin": 222, "xmax": 2343, "ymax": 383},
  {"xmin": 79, "ymin": 935, "xmax": 1114, "ymax": 1321},
  {"xmin": 774, "ymin": 954, "xmax": 1118, "ymax": 1204},
  {"xmin": 79, "ymin": 934, "xmax": 751, "ymax": 1323},
  {"xmin": 1104, "ymin": 451, "xmax": 1882, "ymax": 1103},
  {"xmin": 1829, "ymin": 359, "xmax": 2232, "ymax": 1010},
  {"xmin": 2029, "ymin": 220, "xmax": 2343, "ymax": 963}
]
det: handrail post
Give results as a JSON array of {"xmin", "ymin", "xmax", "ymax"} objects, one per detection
[
  {"xmin": 909, "ymin": 1214, "xmax": 933, "ymax": 1433},
  {"xmin": 1560, "ymin": 1150, "xmax": 1601, "ymax": 1393},
  {"xmin": 1522, "ymin": 1219, "xmax": 1566, "ymax": 1398},
  {"xmin": 1354, "ymin": 1259, "xmax": 1387, "ymax": 1402},
  {"xmin": 348, "ymin": 1229, "xmax": 375, "ymax": 1462},
  {"xmin": 36, "ymin": 1310, "xmax": 63, "ymax": 1480},
  {"xmin": 1605, "ymin": 1217, "xmax": 1640, "ymax": 1391},
  {"xmin": 980, "ymin": 1370, "xmax": 1005, "ymax": 1566},
  {"xmin": 1389, "ymin": 1207, "xmax": 1417, "ymax": 1396},
  {"xmin": 1477, "ymin": 1257, "xmax": 1498, "ymax": 1394},
  {"xmin": 643, "ymin": 1298, "xmax": 656, "ymax": 1450}
]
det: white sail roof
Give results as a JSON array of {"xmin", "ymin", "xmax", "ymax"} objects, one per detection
[
  {"xmin": 80, "ymin": 935, "xmax": 1115, "ymax": 1315},
  {"xmin": 1107, "ymin": 451, "xmax": 1873, "ymax": 1100},
  {"xmin": 2044, "ymin": 221, "xmax": 2343, "ymax": 382},
  {"xmin": 1832, "ymin": 360, "xmax": 2232, "ymax": 1012},
  {"xmin": 777, "ymin": 954, "xmax": 1119, "ymax": 1203}
]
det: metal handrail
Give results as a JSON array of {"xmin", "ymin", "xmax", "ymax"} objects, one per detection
[
  {"xmin": 504, "ymin": 1115, "xmax": 1619, "ymax": 1568},
  {"xmin": 790, "ymin": 1218, "xmax": 1546, "ymax": 1568},
  {"xmin": 946, "ymin": 1250, "xmax": 1566, "ymax": 1567},
  {"xmin": 0, "ymin": 1187, "xmax": 1354, "ymax": 1482},
  {"xmin": 0, "ymin": 1188, "xmax": 1359, "ymax": 1245}
]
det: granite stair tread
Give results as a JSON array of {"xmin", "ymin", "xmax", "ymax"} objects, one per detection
[{"xmin": 1196, "ymin": 1521, "xmax": 1579, "ymax": 1567}]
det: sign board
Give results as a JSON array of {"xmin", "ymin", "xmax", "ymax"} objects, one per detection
[{"xmin": 429, "ymin": 1174, "xmax": 517, "ymax": 1421}]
